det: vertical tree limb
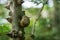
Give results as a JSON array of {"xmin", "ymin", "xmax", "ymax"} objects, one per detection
[
  {"xmin": 7, "ymin": 0, "xmax": 25, "ymax": 40},
  {"xmin": 12, "ymin": 0, "xmax": 25, "ymax": 40},
  {"xmin": 31, "ymin": 0, "xmax": 48, "ymax": 40}
]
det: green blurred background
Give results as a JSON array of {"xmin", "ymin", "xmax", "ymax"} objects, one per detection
[{"xmin": 0, "ymin": 0, "xmax": 60, "ymax": 40}]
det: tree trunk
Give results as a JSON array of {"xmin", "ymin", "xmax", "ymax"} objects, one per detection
[{"xmin": 8, "ymin": 0, "xmax": 25, "ymax": 40}]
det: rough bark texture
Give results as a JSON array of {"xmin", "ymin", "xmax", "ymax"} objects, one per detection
[{"xmin": 10, "ymin": 0, "xmax": 25, "ymax": 40}]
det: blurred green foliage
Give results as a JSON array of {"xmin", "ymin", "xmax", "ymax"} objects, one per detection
[
  {"xmin": 26, "ymin": 8, "xmax": 39, "ymax": 15},
  {"xmin": 0, "ymin": 23, "xmax": 12, "ymax": 34},
  {"xmin": 0, "ymin": 0, "xmax": 59, "ymax": 40},
  {"xmin": 0, "ymin": 4, "xmax": 9, "ymax": 19},
  {"xmin": 0, "ymin": 4, "xmax": 12, "ymax": 40},
  {"xmin": 0, "ymin": 35, "xmax": 10, "ymax": 40},
  {"xmin": 24, "ymin": 4, "xmax": 58, "ymax": 40}
]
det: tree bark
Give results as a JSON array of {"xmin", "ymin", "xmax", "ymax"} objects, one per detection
[{"xmin": 9, "ymin": 0, "xmax": 25, "ymax": 40}]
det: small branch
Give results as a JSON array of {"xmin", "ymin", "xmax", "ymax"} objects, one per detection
[
  {"xmin": 31, "ymin": 4, "xmax": 44, "ymax": 40},
  {"xmin": 31, "ymin": 0, "xmax": 48, "ymax": 40}
]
